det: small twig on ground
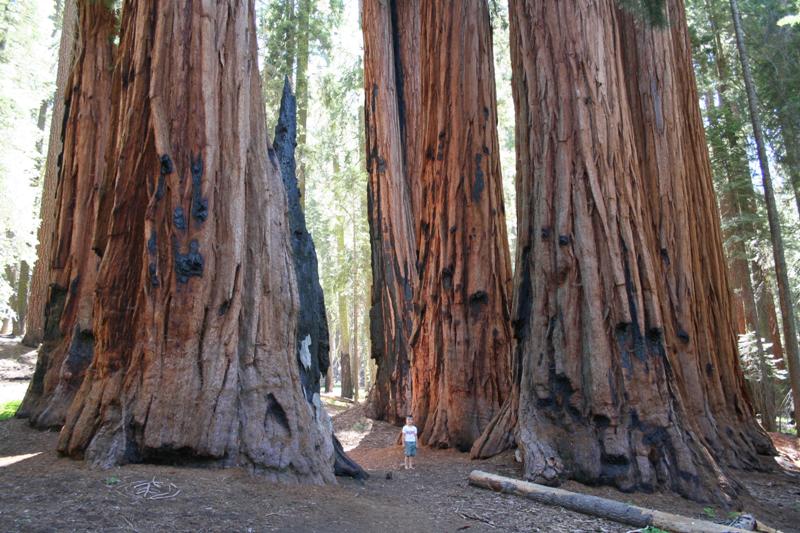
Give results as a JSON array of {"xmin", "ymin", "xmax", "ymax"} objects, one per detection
[
  {"xmin": 456, "ymin": 510, "xmax": 497, "ymax": 529},
  {"xmin": 119, "ymin": 514, "xmax": 139, "ymax": 532}
]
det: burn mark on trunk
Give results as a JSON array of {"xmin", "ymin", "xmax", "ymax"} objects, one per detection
[
  {"xmin": 175, "ymin": 239, "xmax": 204, "ymax": 283},
  {"xmin": 173, "ymin": 207, "xmax": 187, "ymax": 230},
  {"xmin": 558, "ymin": 235, "xmax": 571, "ymax": 246},
  {"xmin": 43, "ymin": 284, "xmax": 68, "ymax": 342},
  {"xmin": 64, "ymin": 327, "xmax": 94, "ymax": 379},
  {"xmin": 441, "ymin": 266, "xmax": 453, "ymax": 291},
  {"xmin": 160, "ymin": 154, "xmax": 174, "ymax": 175},
  {"xmin": 472, "ymin": 153, "xmax": 485, "ymax": 202},
  {"xmin": 147, "ymin": 230, "xmax": 157, "ymax": 255},
  {"xmin": 541, "ymin": 227, "xmax": 551, "ymax": 240},
  {"xmin": 190, "ymin": 153, "xmax": 208, "ymax": 223},
  {"xmin": 469, "ymin": 290, "xmax": 488, "ymax": 314}
]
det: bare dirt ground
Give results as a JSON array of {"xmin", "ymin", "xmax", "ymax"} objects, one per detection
[{"xmin": 1, "ymin": 338, "xmax": 799, "ymax": 532}]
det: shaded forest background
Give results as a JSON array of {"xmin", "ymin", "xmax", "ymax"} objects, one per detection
[{"xmin": 0, "ymin": 0, "xmax": 798, "ymax": 431}]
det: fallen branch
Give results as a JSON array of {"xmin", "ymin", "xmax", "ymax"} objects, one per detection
[{"xmin": 468, "ymin": 470, "xmax": 781, "ymax": 533}]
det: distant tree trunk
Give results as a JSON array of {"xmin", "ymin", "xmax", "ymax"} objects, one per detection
[
  {"xmin": 476, "ymin": 0, "xmax": 771, "ymax": 504},
  {"xmin": 13, "ymin": 261, "xmax": 29, "ymax": 336},
  {"xmin": 411, "ymin": 0, "xmax": 513, "ymax": 451},
  {"xmin": 17, "ymin": 0, "xmax": 114, "ymax": 429},
  {"xmin": 295, "ymin": 0, "xmax": 310, "ymax": 209},
  {"xmin": 325, "ymin": 365, "xmax": 333, "ymax": 393},
  {"xmin": 339, "ymin": 291, "xmax": 353, "ymax": 399},
  {"xmin": 778, "ymin": 124, "xmax": 800, "ymax": 219},
  {"xmin": 729, "ymin": 0, "xmax": 800, "ymax": 429},
  {"xmin": 351, "ymin": 213, "xmax": 360, "ymax": 402},
  {"xmin": 3, "ymin": 266, "xmax": 16, "ymax": 335},
  {"xmin": 362, "ymin": 0, "xmax": 419, "ymax": 426},
  {"xmin": 704, "ymin": 0, "xmax": 779, "ymax": 432},
  {"xmin": 57, "ymin": 1, "xmax": 336, "ymax": 483},
  {"xmin": 23, "ymin": 0, "xmax": 78, "ymax": 348}
]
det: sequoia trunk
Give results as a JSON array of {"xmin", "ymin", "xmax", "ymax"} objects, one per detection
[
  {"xmin": 23, "ymin": 0, "xmax": 78, "ymax": 348},
  {"xmin": 17, "ymin": 0, "xmax": 114, "ymax": 428},
  {"xmin": 411, "ymin": 0, "xmax": 513, "ymax": 451},
  {"xmin": 363, "ymin": 0, "xmax": 419, "ymax": 425},
  {"xmin": 57, "ymin": 0, "xmax": 335, "ymax": 483},
  {"xmin": 476, "ymin": 0, "xmax": 771, "ymax": 504}
]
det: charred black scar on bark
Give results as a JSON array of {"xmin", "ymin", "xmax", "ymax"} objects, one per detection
[
  {"xmin": 174, "ymin": 239, "xmax": 204, "ymax": 283},
  {"xmin": 190, "ymin": 153, "xmax": 208, "ymax": 223}
]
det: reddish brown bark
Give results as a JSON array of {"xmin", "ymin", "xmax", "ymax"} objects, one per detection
[
  {"xmin": 363, "ymin": 0, "xmax": 419, "ymax": 425},
  {"xmin": 23, "ymin": 0, "xmax": 78, "ymax": 348},
  {"xmin": 475, "ymin": 0, "xmax": 771, "ymax": 504},
  {"xmin": 411, "ymin": 0, "xmax": 513, "ymax": 451},
  {"xmin": 618, "ymin": 0, "xmax": 772, "ymax": 473},
  {"xmin": 57, "ymin": 0, "xmax": 335, "ymax": 483},
  {"xmin": 17, "ymin": 0, "xmax": 114, "ymax": 429}
]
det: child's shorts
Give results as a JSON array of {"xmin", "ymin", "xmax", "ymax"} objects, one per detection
[{"xmin": 404, "ymin": 441, "xmax": 417, "ymax": 457}]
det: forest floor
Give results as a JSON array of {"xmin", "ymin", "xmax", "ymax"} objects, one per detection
[{"xmin": 1, "ymin": 337, "xmax": 799, "ymax": 532}]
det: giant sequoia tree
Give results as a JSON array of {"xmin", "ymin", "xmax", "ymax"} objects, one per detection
[
  {"xmin": 474, "ymin": 0, "xmax": 772, "ymax": 504},
  {"xmin": 57, "ymin": 0, "xmax": 336, "ymax": 483},
  {"xmin": 17, "ymin": 0, "xmax": 114, "ymax": 429},
  {"xmin": 410, "ymin": 0, "xmax": 513, "ymax": 451},
  {"xmin": 362, "ymin": 0, "xmax": 419, "ymax": 425}
]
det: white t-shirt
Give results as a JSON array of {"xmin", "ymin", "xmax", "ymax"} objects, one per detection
[{"xmin": 402, "ymin": 424, "xmax": 417, "ymax": 443}]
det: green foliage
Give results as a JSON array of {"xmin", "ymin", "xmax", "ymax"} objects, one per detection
[
  {"xmin": 640, "ymin": 527, "xmax": 671, "ymax": 533},
  {"xmin": 703, "ymin": 506, "xmax": 718, "ymax": 519},
  {"xmin": 0, "ymin": 399, "xmax": 20, "ymax": 421},
  {"xmin": 738, "ymin": 331, "xmax": 787, "ymax": 383}
]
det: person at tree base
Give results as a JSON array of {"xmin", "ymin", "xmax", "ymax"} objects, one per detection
[{"xmin": 402, "ymin": 415, "xmax": 418, "ymax": 470}]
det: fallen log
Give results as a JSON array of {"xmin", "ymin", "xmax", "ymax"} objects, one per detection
[{"xmin": 468, "ymin": 470, "xmax": 781, "ymax": 533}]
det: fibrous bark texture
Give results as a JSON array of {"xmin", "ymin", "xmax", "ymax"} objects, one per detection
[
  {"xmin": 476, "ymin": 0, "xmax": 771, "ymax": 504},
  {"xmin": 17, "ymin": 0, "xmax": 114, "ymax": 429},
  {"xmin": 23, "ymin": 0, "xmax": 78, "ymax": 348},
  {"xmin": 57, "ymin": 0, "xmax": 335, "ymax": 484},
  {"xmin": 411, "ymin": 0, "xmax": 513, "ymax": 451},
  {"xmin": 273, "ymin": 79, "xmax": 365, "ymax": 480},
  {"xmin": 362, "ymin": 0, "xmax": 419, "ymax": 426}
]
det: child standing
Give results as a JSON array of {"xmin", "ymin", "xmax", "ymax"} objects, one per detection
[{"xmin": 401, "ymin": 415, "xmax": 417, "ymax": 470}]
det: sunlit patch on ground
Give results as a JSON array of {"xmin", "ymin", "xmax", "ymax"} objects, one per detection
[{"xmin": 0, "ymin": 452, "xmax": 41, "ymax": 467}]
